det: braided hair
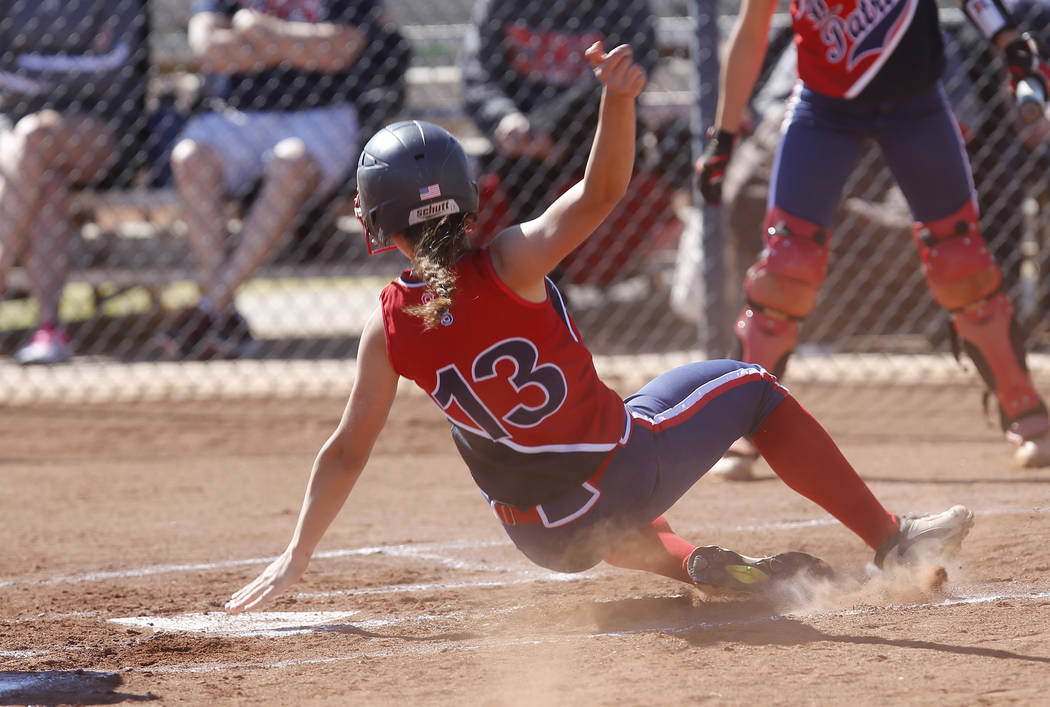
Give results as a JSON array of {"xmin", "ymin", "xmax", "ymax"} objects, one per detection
[{"xmin": 403, "ymin": 213, "xmax": 472, "ymax": 330}]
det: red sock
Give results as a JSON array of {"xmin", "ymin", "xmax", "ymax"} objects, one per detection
[
  {"xmin": 603, "ymin": 516, "xmax": 697, "ymax": 584},
  {"xmin": 751, "ymin": 396, "xmax": 898, "ymax": 550}
]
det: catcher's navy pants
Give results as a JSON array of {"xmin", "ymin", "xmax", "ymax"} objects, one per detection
[
  {"xmin": 497, "ymin": 359, "xmax": 788, "ymax": 572},
  {"xmin": 772, "ymin": 81, "xmax": 975, "ymax": 226}
]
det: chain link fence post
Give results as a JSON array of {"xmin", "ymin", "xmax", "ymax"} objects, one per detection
[{"xmin": 688, "ymin": 0, "xmax": 728, "ymax": 357}]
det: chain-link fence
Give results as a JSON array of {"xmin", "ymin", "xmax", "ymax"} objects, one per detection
[{"xmin": 0, "ymin": 0, "xmax": 1048, "ymax": 404}]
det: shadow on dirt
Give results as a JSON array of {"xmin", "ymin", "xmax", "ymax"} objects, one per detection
[
  {"xmin": 582, "ymin": 594, "xmax": 1050, "ymax": 664},
  {"xmin": 586, "ymin": 593, "xmax": 796, "ymax": 637},
  {"xmin": 0, "ymin": 670, "xmax": 156, "ymax": 705}
]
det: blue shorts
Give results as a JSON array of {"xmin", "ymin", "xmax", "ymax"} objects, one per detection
[
  {"xmin": 498, "ymin": 359, "xmax": 788, "ymax": 572},
  {"xmin": 771, "ymin": 81, "xmax": 975, "ymax": 226}
]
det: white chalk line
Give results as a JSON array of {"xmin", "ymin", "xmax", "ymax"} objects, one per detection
[
  {"xmin": 108, "ymin": 611, "xmax": 446, "ymax": 638},
  {"xmin": 112, "ymin": 585, "xmax": 1050, "ymax": 674},
  {"xmin": 4, "ymin": 504, "xmax": 1048, "ymax": 594},
  {"xmin": 0, "ymin": 538, "xmax": 509, "ymax": 589},
  {"xmin": 108, "ymin": 605, "xmax": 535, "ymax": 639}
]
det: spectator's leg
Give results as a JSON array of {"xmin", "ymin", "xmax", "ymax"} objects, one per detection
[
  {"xmin": 171, "ymin": 139, "xmax": 229, "ymax": 291},
  {"xmin": 205, "ymin": 137, "xmax": 322, "ymax": 313},
  {"xmin": 0, "ymin": 117, "xmax": 54, "ymax": 292},
  {"xmin": 24, "ymin": 176, "xmax": 72, "ymax": 326},
  {"xmin": 0, "ymin": 112, "xmax": 115, "ymax": 364},
  {"xmin": 0, "ymin": 133, "xmax": 27, "ymax": 292},
  {"xmin": 19, "ymin": 114, "xmax": 115, "ymax": 326}
]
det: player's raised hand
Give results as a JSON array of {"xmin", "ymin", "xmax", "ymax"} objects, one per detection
[
  {"xmin": 225, "ymin": 548, "xmax": 309, "ymax": 613},
  {"xmin": 586, "ymin": 41, "xmax": 647, "ymax": 98}
]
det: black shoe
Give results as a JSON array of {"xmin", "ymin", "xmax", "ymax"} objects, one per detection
[
  {"xmin": 152, "ymin": 305, "xmax": 256, "ymax": 360},
  {"xmin": 207, "ymin": 308, "xmax": 256, "ymax": 359},
  {"xmin": 686, "ymin": 546, "xmax": 834, "ymax": 593}
]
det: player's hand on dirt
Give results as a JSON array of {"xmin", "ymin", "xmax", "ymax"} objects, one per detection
[
  {"xmin": 225, "ymin": 548, "xmax": 309, "ymax": 614},
  {"xmin": 695, "ymin": 129, "xmax": 736, "ymax": 206},
  {"xmin": 586, "ymin": 42, "xmax": 647, "ymax": 98}
]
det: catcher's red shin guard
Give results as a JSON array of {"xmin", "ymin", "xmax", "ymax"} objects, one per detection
[
  {"xmin": 733, "ymin": 208, "xmax": 828, "ymax": 376},
  {"xmin": 744, "ymin": 207, "xmax": 831, "ymax": 319},
  {"xmin": 952, "ymin": 292, "xmax": 1050, "ymax": 441},
  {"xmin": 912, "ymin": 200, "xmax": 1002, "ymax": 310},
  {"xmin": 733, "ymin": 306, "xmax": 798, "ymax": 379}
]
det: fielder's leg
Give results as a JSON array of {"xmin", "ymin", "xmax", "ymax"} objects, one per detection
[
  {"xmin": 876, "ymin": 83, "xmax": 1050, "ymax": 467},
  {"xmin": 713, "ymin": 207, "xmax": 832, "ymax": 479},
  {"xmin": 912, "ymin": 200, "xmax": 1050, "ymax": 466}
]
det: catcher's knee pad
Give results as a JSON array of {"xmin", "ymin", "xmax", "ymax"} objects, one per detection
[
  {"xmin": 913, "ymin": 200, "xmax": 1002, "ymax": 311},
  {"xmin": 744, "ymin": 207, "xmax": 831, "ymax": 320},
  {"xmin": 733, "ymin": 306, "xmax": 799, "ymax": 378},
  {"xmin": 952, "ymin": 292, "xmax": 1050, "ymax": 440}
]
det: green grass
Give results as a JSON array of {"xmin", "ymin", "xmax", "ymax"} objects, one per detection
[
  {"xmin": 0, "ymin": 281, "xmax": 201, "ymax": 331},
  {"xmin": 0, "ymin": 275, "xmax": 390, "ymax": 331}
]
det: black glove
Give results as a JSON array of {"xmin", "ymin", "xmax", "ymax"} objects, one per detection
[
  {"xmin": 1004, "ymin": 32, "xmax": 1050, "ymax": 91},
  {"xmin": 694, "ymin": 128, "xmax": 736, "ymax": 207},
  {"xmin": 1004, "ymin": 33, "xmax": 1050, "ymax": 122}
]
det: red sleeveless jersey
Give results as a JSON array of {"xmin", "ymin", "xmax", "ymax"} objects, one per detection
[
  {"xmin": 380, "ymin": 249, "xmax": 629, "ymax": 456},
  {"xmin": 791, "ymin": 0, "xmax": 921, "ymax": 98}
]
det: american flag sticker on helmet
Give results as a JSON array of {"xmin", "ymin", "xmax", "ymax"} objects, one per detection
[{"xmin": 419, "ymin": 183, "xmax": 442, "ymax": 200}]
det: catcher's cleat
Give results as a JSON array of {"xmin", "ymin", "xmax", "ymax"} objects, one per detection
[
  {"xmin": 873, "ymin": 505, "xmax": 974, "ymax": 570},
  {"xmin": 686, "ymin": 546, "xmax": 834, "ymax": 594},
  {"xmin": 1014, "ymin": 433, "xmax": 1050, "ymax": 468},
  {"xmin": 708, "ymin": 453, "xmax": 756, "ymax": 481}
]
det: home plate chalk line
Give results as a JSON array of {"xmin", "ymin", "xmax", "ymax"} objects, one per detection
[{"xmin": 111, "ymin": 611, "xmax": 384, "ymax": 638}]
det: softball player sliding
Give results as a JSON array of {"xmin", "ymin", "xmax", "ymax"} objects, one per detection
[
  {"xmin": 226, "ymin": 42, "xmax": 971, "ymax": 613},
  {"xmin": 697, "ymin": 0, "xmax": 1050, "ymax": 479}
]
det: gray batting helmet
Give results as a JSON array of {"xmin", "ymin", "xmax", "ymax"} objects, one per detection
[{"xmin": 355, "ymin": 120, "xmax": 479, "ymax": 254}]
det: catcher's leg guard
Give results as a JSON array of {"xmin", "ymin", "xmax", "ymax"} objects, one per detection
[
  {"xmin": 912, "ymin": 200, "xmax": 1001, "ymax": 311},
  {"xmin": 953, "ymin": 293, "xmax": 1049, "ymax": 441},
  {"xmin": 734, "ymin": 307, "xmax": 799, "ymax": 379},
  {"xmin": 915, "ymin": 200, "xmax": 1050, "ymax": 441},
  {"xmin": 734, "ymin": 208, "xmax": 830, "ymax": 377}
]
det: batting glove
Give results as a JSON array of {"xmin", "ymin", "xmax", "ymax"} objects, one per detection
[{"xmin": 694, "ymin": 128, "xmax": 736, "ymax": 207}]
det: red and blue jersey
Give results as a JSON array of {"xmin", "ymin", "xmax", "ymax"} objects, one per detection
[
  {"xmin": 380, "ymin": 249, "xmax": 629, "ymax": 507},
  {"xmin": 791, "ymin": 0, "xmax": 946, "ymax": 101}
]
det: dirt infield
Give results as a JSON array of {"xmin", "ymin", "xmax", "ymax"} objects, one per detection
[{"xmin": 3, "ymin": 381, "xmax": 1050, "ymax": 705}]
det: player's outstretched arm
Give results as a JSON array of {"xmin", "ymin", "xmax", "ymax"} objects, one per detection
[
  {"xmin": 225, "ymin": 308, "xmax": 400, "ymax": 613},
  {"xmin": 491, "ymin": 41, "xmax": 646, "ymax": 298}
]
